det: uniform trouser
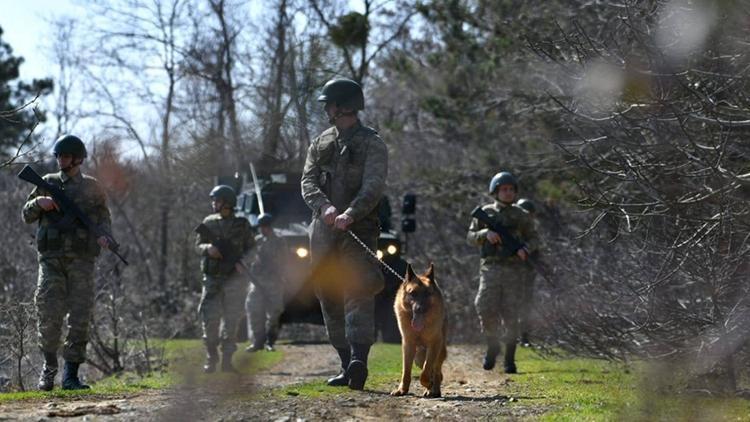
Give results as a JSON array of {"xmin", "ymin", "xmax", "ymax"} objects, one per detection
[
  {"xmin": 35, "ymin": 257, "xmax": 96, "ymax": 364},
  {"xmin": 474, "ymin": 259, "xmax": 530, "ymax": 343},
  {"xmin": 199, "ymin": 273, "xmax": 247, "ymax": 353},
  {"xmin": 310, "ymin": 219, "xmax": 384, "ymax": 350},
  {"xmin": 245, "ymin": 277, "xmax": 285, "ymax": 345}
]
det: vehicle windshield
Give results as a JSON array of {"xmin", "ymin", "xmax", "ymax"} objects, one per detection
[{"xmin": 243, "ymin": 183, "xmax": 311, "ymax": 227}]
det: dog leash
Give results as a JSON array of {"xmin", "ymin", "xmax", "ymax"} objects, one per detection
[{"xmin": 347, "ymin": 230, "xmax": 406, "ymax": 283}]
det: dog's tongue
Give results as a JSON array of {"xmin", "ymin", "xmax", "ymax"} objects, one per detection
[{"xmin": 411, "ymin": 315, "xmax": 425, "ymax": 332}]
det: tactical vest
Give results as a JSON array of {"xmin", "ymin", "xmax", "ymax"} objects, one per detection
[
  {"xmin": 201, "ymin": 216, "xmax": 249, "ymax": 276},
  {"xmin": 36, "ymin": 175, "xmax": 100, "ymax": 257},
  {"xmin": 479, "ymin": 205, "xmax": 525, "ymax": 260},
  {"xmin": 314, "ymin": 125, "xmax": 380, "ymax": 225}
]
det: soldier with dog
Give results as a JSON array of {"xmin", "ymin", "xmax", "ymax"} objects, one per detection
[{"xmin": 301, "ymin": 77, "xmax": 388, "ymax": 391}]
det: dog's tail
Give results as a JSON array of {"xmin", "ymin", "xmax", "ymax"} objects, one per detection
[{"xmin": 414, "ymin": 346, "xmax": 427, "ymax": 369}]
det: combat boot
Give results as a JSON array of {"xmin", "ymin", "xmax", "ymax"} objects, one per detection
[
  {"xmin": 204, "ymin": 345, "xmax": 219, "ymax": 373},
  {"xmin": 326, "ymin": 347, "xmax": 351, "ymax": 387},
  {"xmin": 245, "ymin": 343, "xmax": 264, "ymax": 353},
  {"xmin": 503, "ymin": 342, "xmax": 517, "ymax": 374},
  {"xmin": 265, "ymin": 328, "xmax": 278, "ymax": 351},
  {"xmin": 348, "ymin": 343, "xmax": 370, "ymax": 391},
  {"xmin": 61, "ymin": 362, "xmax": 90, "ymax": 390},
  {"xmin": 520, "ymin": 332, "xmax": 531, "ymax": 347},
  {"xmin": 221, "ymin": 344, "xmax": 237, "ymax": 373},
  {"xmin": 38, "ymin": 352, "xmax": 58, "ymax": 391},
  {"xmin": 483, "ymin": 337, "xmax": 501, "ymax": 370}
]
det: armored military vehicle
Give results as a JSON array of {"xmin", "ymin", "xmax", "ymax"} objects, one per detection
[{"xmin": 229, "ymin": 170, "xmax": 415, "ymax": 343}]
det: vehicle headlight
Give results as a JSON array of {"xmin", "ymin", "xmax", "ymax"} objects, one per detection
[
  {"xmin": 296, "ymin": 247, "xmax": 309, "ymax": 258},
  {"xmin": 376, "ymin": 250, "xmax": 384, "ymax": 259},
  {"xmin": 386, "ymin": 244, "xmax": 398, "ymax": 255}
]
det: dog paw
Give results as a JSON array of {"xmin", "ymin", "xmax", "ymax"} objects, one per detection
[
  {"xmin": 391, "ymin": 388, "xmax": 408, "ymax": 396},
  {"xmin": 422, "ymin": 389, "xmax": 441, "ymax": 398}
]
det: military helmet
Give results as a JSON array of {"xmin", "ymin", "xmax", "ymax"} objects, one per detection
[
  {"xmin": 257, "ymin": 213, "xmax": 274, "ymax": 227},
  {"xmin": 489, "ymin": 171, "xmax": 518, "ymax": 194},
  {"xmin": 516, "ymin": 198, "xmax": 536, "ymax": 214},
  {"xmin": 209, "ymin": 185, "xmax": 237, "ymax": 207},
  {"xmin": 52, "ymin": 134, "xmax": 87, "ymax": 158},
  {"xmin": 317, "ymin": 78, "xmax": 365, "ymax": 110}
]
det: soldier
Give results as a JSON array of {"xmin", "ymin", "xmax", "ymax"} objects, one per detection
[
  {"xmin": 245, "ymin": 213, "xmax": 286, "ymax": 352},
  {"xmin": 301, "ymin": 77, "xmax": 388, "ymax": 390},
  {"xmin": 515, "ymin": 198, "xmax": 538, "ymax": 347},
  {"xmin": 467, "ymin": 171, "xmax": 538, "ymax": 374},
  {"xmin": 195, "ymin": 185, "xmax": 255, "ymax": 373},
  {"xmin": 22, "ymin": 134, "xmax": 113, "ymax": 391}
]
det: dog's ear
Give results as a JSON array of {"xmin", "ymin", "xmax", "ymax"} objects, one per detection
[
  {"xmin": 423, "ymin": 262, "xmax": 435, "ymax": 284},
  {"xmin": 405, "ymin": 263, "xmax": 417, "ymax": 283}
]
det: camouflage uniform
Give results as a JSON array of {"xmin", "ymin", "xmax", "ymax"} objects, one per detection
[
  {"xmin": 22, "ymin": 171, "xmax": 111, "ymax": 364},
  {"xmin": 195, "ymin": 213, "xmax": 255, "ymax": 359},
  {"xmin": 467, "ymin": 201, "xmax": 538, "ymax": 343},
  {"xmin": 245, "ymin": 230, "xmax": 286, "ymax": 348},
  {"xmin": 301, "ymin": 121, "xmax": 388, "ymax": 350}
]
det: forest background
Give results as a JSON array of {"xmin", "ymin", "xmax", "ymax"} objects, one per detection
[{"xmin": 1, "ymin": 0, "xmax": 749, "ymax": 395}]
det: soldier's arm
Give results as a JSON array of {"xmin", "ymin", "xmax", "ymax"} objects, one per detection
[
  {"xmin": 241, "ymin": 220, "xmax": 256, "ymax": 258},
  {"xmin": 248, "ymin": 239, "xmax": 265, "ymax": 274},
  {"xmin": 301, "ymin": 139, "xmax": 332, "ymax": 214},
  {"xmin": 21, "ymin": 186, "xmax": 44, "ymax": 224},
  {"xmin": 92, "ymin": 181, "xmax": 112, "ymax": 235},
  {"xmin": 519, "ymin": 213, "xmax": 539, "ymax": 253},
  {"xmin": 466, "ymin": 217, "xmax": 489, "ymax": 246},
  {"xmin": 343, "ymin": 138, "xmax": 388, "ymax": 221},
  {"xmin": 195, "ymin": 221, "xmax": 212, "ymax": 256}
]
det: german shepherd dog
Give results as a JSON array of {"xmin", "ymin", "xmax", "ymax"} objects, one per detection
[{"xmin": 390, "ymin": 263, "xmax": 447, "ymax": 398}]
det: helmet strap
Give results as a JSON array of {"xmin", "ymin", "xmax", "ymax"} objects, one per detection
[
  {"xmin": 61, "ymin": 157, "xmax": 83, "ymax": 173},
  {"xmin": 328, "ymin": 106, "xmax": 356, "ymax": 125}
]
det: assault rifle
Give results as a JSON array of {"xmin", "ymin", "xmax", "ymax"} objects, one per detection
[
  {"xmin": 194, "ymin": 223, "xmax": 246, "ymax": 274},
  {"xmin": 470, "ymin": 206, "xmax": 554, "ymax": 286},
  {"xmin": 17, "ymin": 165, "xmax": 129, "ymax": 265},
  {"xmin": 471, "ymin": 207, "xmax": 526, "ymax": 256}
]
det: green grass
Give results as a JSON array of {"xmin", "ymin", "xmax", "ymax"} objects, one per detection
[
  {"xmin": 0, "ymin": 339, "xmax": 282, "ymax": 403},
  {"xmin": 4, "ymin": 341, "xmax": 749, "ymax": 420},
  {"xmin": 276, "ymin": 344, "xmax": 750, "ymax": 421}
]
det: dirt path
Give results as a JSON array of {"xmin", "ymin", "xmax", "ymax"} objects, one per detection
[{"xmin": 0, "ymin": 344, "xmax": 550, "ymax": 421}]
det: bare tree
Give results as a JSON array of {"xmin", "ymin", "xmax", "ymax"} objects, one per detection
[
  {"xmin": 523, "ymin": 0, "xmax": 750, "ymax": 391},
  {"xmin": 0, "ymin": 302, "xmax": 36, "ymax": 391},
  {"xmin": 309, "ymin": 0, "xmax": 416, "ymax": 85},
  {"xmin": 85, "ymin": 0, "xmax": 190, "ymax": 291}
]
